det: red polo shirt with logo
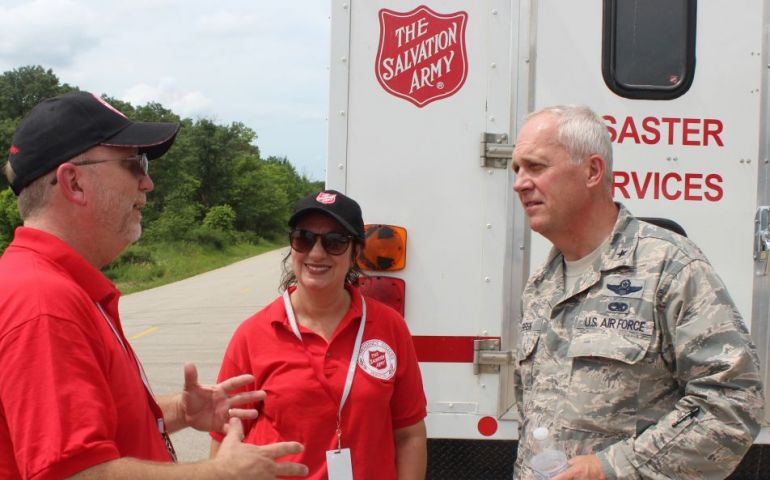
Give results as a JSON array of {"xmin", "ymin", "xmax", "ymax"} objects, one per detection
[
  {"xmin": 212, "ymin": 285, "xmax": 426, "ymax": 480},
  {"xmin": 0, "ymin": 227, "xmax": 171, "ymax": 480}
]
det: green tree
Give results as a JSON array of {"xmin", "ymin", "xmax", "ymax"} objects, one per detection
[
  {"xmin": 189, "ymin": 120, "xmax": 259, "ymax": 209},
  {"xmin": 228, "ymin": 155, "xmax": 322, "ymax": 238},
  {"xmin": 143, "ymin": 170, "xmax": 202, "ymax": 241},
  {"xmin": 0, "ymin": 66, "xmax": 75, "ymax": 120},
  {"xmin": 230, "ymin": 157, "xmax": 290, "ymax": 237},
  {"xmin": 0, "ymin": 189, "xmax": 21, "ymax": 250}
]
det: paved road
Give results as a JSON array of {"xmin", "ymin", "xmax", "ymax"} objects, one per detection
[{"xmin": 119, "ymin": 247, "xmax": 289, "ymax": 462}]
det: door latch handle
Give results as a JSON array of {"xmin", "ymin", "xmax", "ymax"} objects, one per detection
[{"xmin": 754, "ymin": 207, "xmax": 770, "ymax": 275}]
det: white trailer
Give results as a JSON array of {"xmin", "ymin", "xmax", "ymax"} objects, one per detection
[{"xmin": 328, "ymin": 0, "xmax": 770, "ymax": 476}]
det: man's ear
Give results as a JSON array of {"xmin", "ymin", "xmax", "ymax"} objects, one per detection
[
  {"xmin": 585, "ymin": 154, "xmax": 606, "ymax": 188},
  {"xmin": 54, "ymin": 163, "xmax": 87, "ymax": 205}
]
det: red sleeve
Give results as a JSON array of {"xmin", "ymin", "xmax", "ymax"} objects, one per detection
[
  {"xmin": 0, "ymin": 316, "xmax": 121, "ymax": 480},
  {"xmin": 387, "ymin": 309, "xmax": 427, "ymax": 429}
]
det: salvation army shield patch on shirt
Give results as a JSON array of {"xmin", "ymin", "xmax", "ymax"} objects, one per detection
[{"xmin": 357, "ymin": 339, "xmax": 397, "ymax": 380}]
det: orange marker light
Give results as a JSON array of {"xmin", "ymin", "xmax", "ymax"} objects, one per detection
[{"xmin": 357, "ymin": 224, "xmax": 407, "ymax": 271}]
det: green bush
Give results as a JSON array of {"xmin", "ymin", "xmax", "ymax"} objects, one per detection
[
  {"xmin": 102, "ymin": 244, "xmax": 162, "ymax": 282},
  {"xmin": 187, "ymin": 226, "xmax": 231, "ymax": 250},
  {"xmin": 143, "ymin": 203, "xmax": 201, "ymax": 241},
  {"xmin": 203, "ymin": 204, "xmax": 236, "ymax": 232},
  {"xmin": 110, "ymin": 244, "xmax": 154, "ymax": 266}
]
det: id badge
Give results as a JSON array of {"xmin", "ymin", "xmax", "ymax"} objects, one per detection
[{"xmin": 326, "ymin": 448, "xmax": 353, "ymax": 480}]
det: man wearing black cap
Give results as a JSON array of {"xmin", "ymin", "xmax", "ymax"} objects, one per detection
[{"xmin": 0, "ymin": 92, "xmax": 308, "ymax": 479}]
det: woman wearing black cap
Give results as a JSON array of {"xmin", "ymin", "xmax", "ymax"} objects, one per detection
[{"xmin": 211, "ymin": 190, "xmax": 427, "ymax": 479}]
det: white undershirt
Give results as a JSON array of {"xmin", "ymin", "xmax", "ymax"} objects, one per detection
[{"xmin": 564, "ymin": 235, "xmax": 612, "ymax": 291}]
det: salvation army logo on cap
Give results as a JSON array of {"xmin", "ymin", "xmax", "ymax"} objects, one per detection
[
  {"xmin": 316, "ymin": 192, "xmax": 337, "ymax": 204},
  {"xmin": 357, "ymin": 339, "xmax": 397, "ymax": 380}
]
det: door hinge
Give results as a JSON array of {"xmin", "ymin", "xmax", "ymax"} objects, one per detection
[
  {"xmin": 480, "ymin": 133, "xmax": 514, "ymax": 169},
  {"xmin": 473, "ymin": 338, "xmax": 513, "ymax": 374}
]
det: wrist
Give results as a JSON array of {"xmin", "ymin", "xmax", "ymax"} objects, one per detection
[
  {"xmin": 174, "ymin": 392, "xmax": 187, "ymax": 430},
  {"xmin": 157, "ymin": 392, "xmax": 187, "ymax": 433}
]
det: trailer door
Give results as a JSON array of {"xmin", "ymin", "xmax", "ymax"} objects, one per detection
[{"xmin": 329, "ymin": 0, "xmax": 523, "ymax": 439}]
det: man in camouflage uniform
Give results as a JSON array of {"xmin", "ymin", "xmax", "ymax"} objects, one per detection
[{"xmin": 511, "ymin": 105, "xmax": 764, "ymax": 479}]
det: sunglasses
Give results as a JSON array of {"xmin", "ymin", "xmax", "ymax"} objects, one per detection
[
  {"xmin": 289, "ymin": 229, "xmax": 353, "ymax": 255},
  {"xmin": 51, "ymin": 153, "xmax": 150, "ymax": 186},
  {"xmin": 72, "ymin": 153, "xmax": 149, "ymax": 177}
]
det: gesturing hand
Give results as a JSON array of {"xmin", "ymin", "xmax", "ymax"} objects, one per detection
[
  {"xmin": 181, "ymin": 362, "xmax": 263, "ymax": 433},
  {"xmin": 214, "ymin": 417, "xmax": 308, "ymax": 479}
]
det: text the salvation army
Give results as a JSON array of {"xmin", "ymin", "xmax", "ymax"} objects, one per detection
[{"xmin": 382, "ymin": 19, "xmax": 459, "ymax": 93}]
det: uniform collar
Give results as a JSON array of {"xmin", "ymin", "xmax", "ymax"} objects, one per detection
[
  {"xmin": 533, "ymin": 203, "xmax": 640, "ymax": 285},
  {"xmin": 9, "ymin": 226, "xmax": 119, "ymax": 306},
  {"xmin": 598, "ymin": 204, "xmax": 640, "ymax": 271}
]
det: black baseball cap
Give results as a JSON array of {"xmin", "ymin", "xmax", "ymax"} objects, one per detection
[
  {"xmin": 7, "ymin": 91, "xmax": 180, "ymax": 195},
  {"xmin": 289, "ymin": 189, "xmax": 365, "ymax": 240}
]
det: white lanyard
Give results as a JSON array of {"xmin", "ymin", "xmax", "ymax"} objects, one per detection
[
  {"xmin": 94, "ymin": 302, "xmax": 177, "ymax": 461},
  {"xmin": 95, "ymin": 302, "xmax": 154, "ymax": 396},
  {"xmin": 282, "ymin": 290, "xmax": 367, "ymax": 449}
]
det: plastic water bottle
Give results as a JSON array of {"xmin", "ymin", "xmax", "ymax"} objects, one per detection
[{"xmin": 529, "ymin": 427, "xmax": 569, "ymax": 479}]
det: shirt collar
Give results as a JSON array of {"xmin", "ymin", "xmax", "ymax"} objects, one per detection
[
  {"xmin": 272, "ymin": 283, "xmax": 365, "ymax": 330},
  {"xmin": 9, "ymin": 226, "xmax": 119, "ymax": 306}
]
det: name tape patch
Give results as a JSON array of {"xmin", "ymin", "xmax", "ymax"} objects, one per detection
[{"xmin": 579, "ymin": 315, "xmax": 653, "ymax": 336}]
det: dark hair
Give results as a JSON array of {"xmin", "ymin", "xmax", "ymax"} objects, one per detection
[{"xmin": 279, "ymin": 239, "xmax": 365, "ymax": 292}]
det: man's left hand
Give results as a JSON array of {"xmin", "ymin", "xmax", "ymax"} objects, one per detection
[
  {"xmin": 181, "ymin": 362, "xmax": 264, "ymax": 433},
  {"xmin": 552, "ymin": 454, "xmax": 607, "ymax": 480}
]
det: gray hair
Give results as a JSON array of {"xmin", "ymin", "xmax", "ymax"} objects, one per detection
[
  {"xmin": 525, "ymin": 105, "xmax": 613, "ymax": 187},
  {"xmin": 3, "ymin": 160, "xmax": 56, "ymax": 220}
]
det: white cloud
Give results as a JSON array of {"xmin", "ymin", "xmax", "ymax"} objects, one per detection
[
  {"xmin": 0, "ymin": 0, "xmax": 101, "ymax": 68},
  {"xmin": 0, "ymin": 0, "xmax": 331, "ymax": 180},
  {"xmin": 194, "ymin": 11, "xmax": 263, "ymax": 37},
  {"xmin": 123, "ymin": 78, "xmax": 214, "ymax": 118}
]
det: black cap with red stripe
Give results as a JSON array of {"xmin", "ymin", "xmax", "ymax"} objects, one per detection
[{"xmin": 7, "ymin": 91, "xmax": 180, "ymax": 195}]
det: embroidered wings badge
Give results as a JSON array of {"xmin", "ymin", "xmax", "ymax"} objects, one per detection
[{"xmin": 607, "ymin": 279, "xmax": 643, "ymax": 296}]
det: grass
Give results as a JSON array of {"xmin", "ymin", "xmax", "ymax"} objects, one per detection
[{"xmin": 104, "ymin": 239, "xmax": 284, "ymax": 294}]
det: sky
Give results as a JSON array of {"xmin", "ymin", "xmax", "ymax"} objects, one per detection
[{"xmin": 0, "ymin": 0, "xmax": 332, "ymax": 180}]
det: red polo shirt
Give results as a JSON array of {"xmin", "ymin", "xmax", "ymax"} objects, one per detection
[
  {"xmin": 212, "ymin": 285, "xmax": 426, "ymax": 480},
  {"xmin": 0, "ymin": 227, "xmax": 171, "ymax": 480}
]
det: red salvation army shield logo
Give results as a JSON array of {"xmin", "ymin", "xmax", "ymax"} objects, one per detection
[
  {"xmin": 369, "ymin": 350, "xmax": 387, "ymax": 369},
  {"xmin": 375, "ymin": 6, "xmax": 468, "ymax": 108},
  {"xmin": 358, "ymin": 339, "xmax": 397, "ymax": 380}
]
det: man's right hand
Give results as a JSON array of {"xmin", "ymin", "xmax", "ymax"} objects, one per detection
[{"xmin": 214, "ymin": 417, "xmax": 308, "ymax": 479}]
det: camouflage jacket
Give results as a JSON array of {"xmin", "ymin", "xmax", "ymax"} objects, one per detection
[{"xmin": 513, "ymin": 205, "xmax": 764, "ymax": 480}]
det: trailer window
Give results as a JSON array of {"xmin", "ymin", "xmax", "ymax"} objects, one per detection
[{"xmin": 602, "ymin": 0, "xmax": 696, "ymax": 100}]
